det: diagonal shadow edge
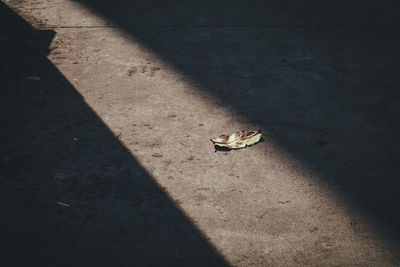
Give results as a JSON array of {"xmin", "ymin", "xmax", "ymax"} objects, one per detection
[
  {"xmin": 65, "ymin": 0, "xmax": 400, "ymax": 252},
  {"xmin": 0, "ymin": 3, "xmax": 229, "ymax": 266}
]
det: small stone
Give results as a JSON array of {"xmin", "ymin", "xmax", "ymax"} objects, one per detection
[{"xmin": 314, "ymin": 128, "xmax": 330, "ymax": 146}]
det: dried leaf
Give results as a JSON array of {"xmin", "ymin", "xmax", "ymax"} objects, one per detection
[{"xmin": 210, "ymin": 129, "xmax": 262, "ymax": 150}]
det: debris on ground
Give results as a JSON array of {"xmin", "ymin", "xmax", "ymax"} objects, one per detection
[
  {"xmin": 210, "ymin": 129, "xmax": 262, "ymax": 151},
  {"xmin": 23, "ymin": 76, "xmax": 41, "ymax": 81},
  {"xmin": 314, "ymin": 128, "xmax": 330, "ymax": 146},
  {"xmin": 57, "ymin": 201, "xmax": 70, "ymax": 207}
]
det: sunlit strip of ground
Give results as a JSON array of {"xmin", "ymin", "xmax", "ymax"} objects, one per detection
[{"xmin": 5, "ymin": 0, "xmax": 399, "ymax": 264}]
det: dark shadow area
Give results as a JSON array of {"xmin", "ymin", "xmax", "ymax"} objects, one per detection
[
  {"xmin": 0, "ymin": 3, "xmax": 229, "ymax": 266},
  {"xmin": 72, "ymin": 0, "xmax": 400, "ymax": 249}
]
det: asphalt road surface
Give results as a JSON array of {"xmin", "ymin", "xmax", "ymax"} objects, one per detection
[{"xmin": 1, "ymin": 0, "xmax": 400, "ymax": 266}]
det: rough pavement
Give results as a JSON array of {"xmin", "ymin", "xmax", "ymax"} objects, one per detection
[{"xmin": 1, "ymin": 0, "xmax": 400, "ymax": 266}]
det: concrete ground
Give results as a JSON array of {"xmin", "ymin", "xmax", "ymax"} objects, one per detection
[{"xmin": 1, "ymin": 0, "xmax": 400, "ymax": 266}]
